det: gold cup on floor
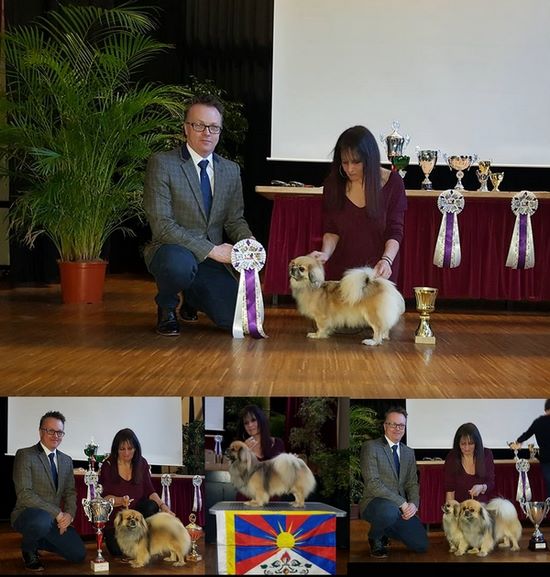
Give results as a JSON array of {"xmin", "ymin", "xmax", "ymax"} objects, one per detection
[
  {"xmin": 185, "ymin": 513, "xmax": 203, "ymax": 562},
  {"xmin": 413, "ymin": 287, "xmax": 438, "ymax": 344}
]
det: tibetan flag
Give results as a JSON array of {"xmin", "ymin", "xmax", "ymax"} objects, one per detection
[{"xmin": 215, "ymin": 510, "xmax": 337, "ymax": 575}]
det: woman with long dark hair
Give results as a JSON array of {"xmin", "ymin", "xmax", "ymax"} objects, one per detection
[
  {"xmin": 444, "ymin": 422, "xmax": 495, "ymax": 502},
  {"xmin": 236, "ymin": 405, "xmax": 285, "ymax": 461},
  {"xmin": 310, "ymin": 125, "xmax": 407, "ymax": 283}
]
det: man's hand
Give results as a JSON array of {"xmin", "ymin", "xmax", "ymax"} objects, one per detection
[
  {"xmin": 56, "ymin": 512, "xmax": 73, "ymax": 534},
  {"xmin": 400, "ymin": 502, "xmax": 417, "ymax": 520},
  {"xmin": 208, "ymin": 243, "xmax": 234, "ymax": 263}
]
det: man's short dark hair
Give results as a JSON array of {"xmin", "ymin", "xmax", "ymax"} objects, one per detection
[
  {"xmin": 545, "ymin": 399, "xmax": 550, "ymax": 412},
  {"xmin": 39, "ymin": 411, "xmax": 66, "ymax": 428},
  {"xmin": 385, "ymin": 406, "xmax": 407, "ymax": 420},
  {"xmin": 184, "ymin": 94, "xmax": 224, "ymax": 120}
]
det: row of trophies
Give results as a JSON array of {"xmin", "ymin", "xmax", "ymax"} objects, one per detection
[
  {"xmin": 82, "ymin": 439, "xmax": 203, "ymax": 572},
  {"xmin": 508, "ymin": 441, "xmax": 550, "ymax": 551},
  {"xmin": 381, "ymin": 121, "xmax": 505, "ymax": 192}
]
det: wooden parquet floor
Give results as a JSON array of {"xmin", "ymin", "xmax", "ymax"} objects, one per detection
[{"xmin": 1, "ymin": 274, "xmax": 550, "ymax": 398}]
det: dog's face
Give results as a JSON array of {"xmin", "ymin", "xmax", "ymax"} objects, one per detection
[
  {"xmin": 288, "ymin": 256, "xmax": 324, "ymax": 288},
  {"xmin": 442, "ymin": 499, "xmax": 460, "ymax": 519},
  {"xmin": 459, "ymin": 499, "xmax": 486, "ymax": 524},
  {"xmin": 114, "ymin": 508, "xmax": 148, "ymax": 534}
]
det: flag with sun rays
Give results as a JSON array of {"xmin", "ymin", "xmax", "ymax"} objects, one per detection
[{"xmin": 215, "ymin": 510, "xmax": 337, "ymax": 574}]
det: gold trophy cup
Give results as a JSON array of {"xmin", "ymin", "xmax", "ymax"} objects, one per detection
[
  {"xmin": 490, "ymin": 171, "xmax": 504, "ymax": 191},
  {"xmin": 476, "ymin": 160, "xmax": 492, "ymax": 192},
  {"xmin": 414, "ymin": 287, "xmax": 438, "ymax": 344},
  {"xmin": 185, "ymin": 513, "xmax": 204, "ymax": 562}
]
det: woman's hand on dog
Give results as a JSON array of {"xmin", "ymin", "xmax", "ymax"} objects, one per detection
[
  {"xmin": 307, "ymin": 251, "xmax": 329, "ymax": 263},
  {"xmin": 373, "ymin": 259, "xmax": 392, "ymax": 279}
]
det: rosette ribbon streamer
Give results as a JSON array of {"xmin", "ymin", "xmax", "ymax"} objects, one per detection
[
  {"xmin": 433, "ymin": 189, "xmax": 464, "ymax": 268},
  {"xmin": 231, "ymin": 239, "xmax": 268, "ymax": 339},
  {"xmin": 160, "ymin": 473, "xmax": 172, "ymax": 510},
  {"xmin": 214, "ymin": 434, "xmax": 223, "ymax": 463},
  {"xmin": 506, "ymin": 191, "xmax": 538, "ymax": 269},
  {"xmin": 515, "ymin": 459, "xmax": 532, "ymax": 502},
  {"xmin": 192, "ymin": 475, "xmax": 203, "ymax": 513}
]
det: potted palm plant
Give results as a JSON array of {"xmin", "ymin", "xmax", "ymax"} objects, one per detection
[{"xmin": 1, "ymin": 3, "xmax": 191, "ymax": 303}]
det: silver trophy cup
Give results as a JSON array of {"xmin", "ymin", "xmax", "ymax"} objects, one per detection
[
  {"xmin": 417, "ymin": 149, "xmax": 438, "ymax": 190},
  {"xmin": 520, "ymin": 498, "xmax": 550, "ymax": 551},
  {"xmin": 82, "ymin": 496, "xmax": 113, "ymax": 571},
  {"xmin": 444, "ymin": 154, "xmax": 477, "ymax": 190}
]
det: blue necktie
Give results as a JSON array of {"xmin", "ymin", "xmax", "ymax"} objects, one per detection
[
  {"xmin": 391, "ymin": 444, "xmax": 400, "ymax": 477},
  {"xmin": 198, "ymin": 159, "xmax": 212, "ymax": 217},
  {"xmin": 48, "ymin": 452, "xmax": 58, "ymax": 489}
]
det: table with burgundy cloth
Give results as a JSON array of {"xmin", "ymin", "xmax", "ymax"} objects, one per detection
[
  {"xmin": 72, "ymin": 471, "xmax": 206, "ymax": 535},
  {"xmin": 416, "ymin": 459, "xmax": 545, "ymax": 525},
  {"xmin": 258, "ymin": 187, "xmax": 550, "ymax": 301}
]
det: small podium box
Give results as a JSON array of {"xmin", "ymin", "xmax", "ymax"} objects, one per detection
[{"xmin": 210, "ymin": 501, "xmax": 346, "ymax": 575}]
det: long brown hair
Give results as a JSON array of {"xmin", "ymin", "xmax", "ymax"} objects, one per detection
[{"xmin": 323, "ymin": 125, "xmax": 382, "ymax": 218}]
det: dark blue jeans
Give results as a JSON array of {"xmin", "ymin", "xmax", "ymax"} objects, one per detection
[
  {"xmin": 148, "ymin": 244, "xmax": 238, "ymax": 331},
  {"xmin": 13, "ymin": 508, "xmax": 86, "ymax": 563},
  {"xmin": 362, "ymin": 497, "xmax": 429, "ymax": 553}
]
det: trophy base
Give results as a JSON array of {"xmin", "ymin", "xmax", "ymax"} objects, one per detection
[
  {"xmin": 185, "ymin": 551, "xmax": 203, "ymax": 562},
  {"xmin": 528, "ymin": 539, "xmax": 547, "ymax": 551},
  {"xmin": 91, "ymin": 559, "xmax": 110, "ymax": 572},
  {"xmin": 415, "ymin": 335, "xmax": 436, "ymax": 345}
]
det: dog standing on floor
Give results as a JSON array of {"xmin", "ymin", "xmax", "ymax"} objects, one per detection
[{"xmin": 288, "ymin": 255, "xmax": 405, "ymax": 346}]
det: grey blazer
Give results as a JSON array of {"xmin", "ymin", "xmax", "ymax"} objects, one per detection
[
  {"xmin": 359, "ymin": 437, "xmax": 420, "ymax": 515},
  {"xmin": 143, "ymin": 146, "xmax": 253, "ymax": 267},
  {"xmin": 11, "ymin": 443, "xmax": 77, "ymax": 525}
]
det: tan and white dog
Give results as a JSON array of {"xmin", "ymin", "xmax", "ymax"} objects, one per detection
[{"xmin": 288, "ymin": 255, "xmax": 405, "ymax": 346}]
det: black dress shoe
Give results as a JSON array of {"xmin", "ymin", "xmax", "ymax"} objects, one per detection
[
  {"xmin": 180, "ymin": 302, "xmax": 198, "ymax": 322},
  {"xmin": 156, "ymin": 307, "xmax": 180, "ymax": 336},
  {"xmin": 22, "ymin": 551, "xmax": 44, "ymax": 572},
  {"xmin": 368, "ymin": 538, "xmax": 388, "ymax": 558},
  {"xmin": 380, "ymin": 535, "xmax": 390, "ymax": 548}
]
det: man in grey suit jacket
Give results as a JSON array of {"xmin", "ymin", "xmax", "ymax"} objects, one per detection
[
  {"xmin": 360, "ymin": 406, "xmax": 428, "ymax": 558},
  {"xmin": 144, "ymin": 94, "xmax": 254, "ymax": 335},
  {"xmin": 11, "ymin": 411, "xmax": 86, "ymax": 571}
]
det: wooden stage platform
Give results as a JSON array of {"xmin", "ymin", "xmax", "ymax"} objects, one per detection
[{"xmin": 1, "ymin": 274, "xmax": 549, "ymax": 398}]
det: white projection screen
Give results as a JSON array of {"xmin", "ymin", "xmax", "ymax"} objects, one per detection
[
  {"xmin": 7, "ymin": 397, "xmax": 183, "ymax": 466},
  {"xmin": 406, "ymin": 399, "xmax": 546, "ymax": 449},
  {"xmin": 271, "ymin": 0, "xmax": 550, "ymax": 166}
]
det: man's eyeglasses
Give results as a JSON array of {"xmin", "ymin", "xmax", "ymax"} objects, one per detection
[
  {"xmin": 385, "ymin": 422, "xmax": 406, "ymax": 430},
  {"xmin": 185, "ymin": 122, "xmax": 222, "ymax": 134},
  {"xmin": 40, "ymin": 428, "xmax": 65, "ymax": 437}
]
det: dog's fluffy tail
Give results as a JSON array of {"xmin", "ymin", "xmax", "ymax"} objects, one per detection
[
  {"xmin": 272, "ymin": 453, "xmax": 317, "ymax": 498},
  {"xmin": 486, "ymin": 498, "xmax": 519, "ymax": 521},
  {"xmin": 340, "ymin": 266, "xmax": 404, "ymax": 309}
]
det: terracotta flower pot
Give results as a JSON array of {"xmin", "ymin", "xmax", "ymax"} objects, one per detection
[{"xmin": 58, "ymin": 260, "xmax": 108, "ymax": 304}]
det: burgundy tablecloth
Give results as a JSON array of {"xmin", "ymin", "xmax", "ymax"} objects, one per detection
[
  {"xmin": 417, "ymin": 461, "xmax": 545, "ymax": 524},
  {"xmin": 263, "ymin": 195, "xmax": 550, "ymax": 300},
  {"xmin": 73, "ymin": 473, "xmax": 205, "ymax": 535}
]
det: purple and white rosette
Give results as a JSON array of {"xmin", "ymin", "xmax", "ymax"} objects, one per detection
[
  {"xmin": 433, "ymin": 189, "xmax": 464, "ymax": 268},
  {"xmin": 192, "ymin": 475, "xmax": 203, "ymax": 513},
  {"xmin": 161, "ymin": 473, "xmax": 172, "ymax": 510},
  {"xmin": 515, "ymin": 458, "xmax": 532, "ymax": 502},
  {"xmin": 506, "ymin": 191, "xmax": 538, "ymax": 269},
  {"xmin": 231, "ymin": 238, "xmax": 268, "ymax": 339}
]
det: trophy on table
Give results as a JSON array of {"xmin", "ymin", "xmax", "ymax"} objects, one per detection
[
  {"xmin": 82, "ymin": 476, "xmax": 113, "ymax": 571},
  {"xmin": 84, "ymin": 439, "xmax": 99, "ymax": 471},
  {"xmin": 443, "ymin": 154, "xmax": 477, "ymax": 190},
  {"xmin": 417, "ymin": 149, "xmax": 438, "ymax": 190},
  {"xmin": 520, "ymin": 498, "xmax": 550, "ymax": 551},
  {"xmin": 380, "ymin": 121, "xmax": 410, "ymax": 173},
  {"xmin": 185, "ymin": 476, "xmax": 204, "ymax": 562},
  {"xmin": 490, "ymin": 171, "xmax": 505, "ymax": 192},
  {"xmin": 476, "ymin": 160, "xmax": 492, "ymax": 192},
  {"xmin": 413, "ymin": 287, "xmax": 438, "ymax": 345}
]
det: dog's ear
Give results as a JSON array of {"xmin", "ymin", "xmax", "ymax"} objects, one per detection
[
  {"xmin": 114, "ymin": 511, "xmax": 122, "ymax": 528},
  {"xmin": 138, "ymin": 512, "xmax": 148, "ymax": 531},
  {"xmin": 238, "ymin": 444, "xmax": 252, "ymax": 471},
  {"xmin": 308, "ymin": 261, "xmax": 325, "ymax": 288}
]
